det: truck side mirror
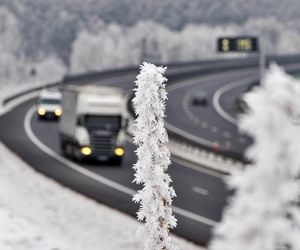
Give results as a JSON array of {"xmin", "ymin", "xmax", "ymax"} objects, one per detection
[{"xmin": 122, "ymin": 118, "xmax": 129, "ymax": 129}]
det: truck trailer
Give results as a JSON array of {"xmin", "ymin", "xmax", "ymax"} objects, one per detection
[{"xmin": 59, "ymin": 85, "xmax": 126, "ymax": 165}]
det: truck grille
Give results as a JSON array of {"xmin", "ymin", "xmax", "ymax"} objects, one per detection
[{"xmin": 90, "ymin": 133, "xmax": 116, "ymax": 156}]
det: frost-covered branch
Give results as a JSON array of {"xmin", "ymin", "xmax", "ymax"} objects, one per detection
[
  {"xmin": 209, "ymin": 65, "xmax": 300, "ymax": 250},
  {"xmin": 132, "ymin": 62, "xmax": 177, "ymax": 250}
]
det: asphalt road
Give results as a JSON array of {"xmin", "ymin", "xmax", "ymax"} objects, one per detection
[
  {"xmin": 166, "ymin": 68, "xmax": 257, "ymax": 155},
  {"xmin": 166, "ymin": 61, "xmax": 300, "ymax": 158},
  {"xmin": 0, "ymin": 66, "xmax": 232, "ymax": 246},
  {"xmin": 2, "ymin": 59, "xmax": 299, "ymax": 246}
]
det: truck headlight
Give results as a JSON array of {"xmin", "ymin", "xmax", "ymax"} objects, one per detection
[
  {"xmin": 81, "ymin": 146, "xmax": 92, "ymax": 156},
  {"xmin": 54, "ymin": 108, "xmax": 62, "ymax": 116},
  {"xmin": 38, "ymin": 107, "xmax": 46, "ymax": 116},
  {"xmin": 114, "ymin": 147, "xmax": 124, "ymax": 157}
]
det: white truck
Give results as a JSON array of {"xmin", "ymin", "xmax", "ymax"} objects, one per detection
[
  {"xmin": 36, "ymin": 88, "xmax": 62, "ymax": 120},
  {"xmin": 59, "ymin": 85, "xmax": 127, "ymax": 165}
]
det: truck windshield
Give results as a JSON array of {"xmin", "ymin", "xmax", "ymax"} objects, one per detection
[
  {"xmin": 40, "ymin": 98, "xmax": 60, "ymax": 105},
  {"xmin": 79, "ymin": 115, "xmax": 121, "ymax": 131}
]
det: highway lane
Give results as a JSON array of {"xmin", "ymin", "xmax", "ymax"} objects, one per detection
[
  {"xmin": 167, "ymin": 61, "xmax": 300, "ymax": 161},
  {"xmin": 0, "ymin": 98, "xmax": 228, "ymax": 245},
  {"xmin": 212, "ymin": 77, "xmax": 256, "ymax": 127},
  {"xmin": 2, "ymin": 57, "xmax": 300, "ymax": 247},
  {"xmin": 166, "ymin": 68, "xmax": 257, "ymax": 155},
  {"xmin": 0, "ymin": 64, "xmax": 243, "ymax": 245},
  {"xmin": 4, "ymin": 59, "xmax": 285, "ymax": 245},
  {"xmin": 214, "ymin": 64, "xmax": 300, "ymax": 126}
]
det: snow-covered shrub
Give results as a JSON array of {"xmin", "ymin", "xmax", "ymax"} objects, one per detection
[
  {"xmin": 242, "ymin": 17, "xmax": 300, "ymax": 54},
  {"xmin": 132, "ymin": 63, "xmax": 177, "ymax": 250},
  {"xmin": 209, "ymin": 65, "xmax": 300, "ymax": 250}
]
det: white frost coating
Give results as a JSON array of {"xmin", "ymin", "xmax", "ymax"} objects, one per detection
[
  {"xmin": 70, "ymin": 18, "xmax": 300, "ymax": 74},
  {"xmin": 132, "ymin": 62, "xmax": 177, "ymax": 250},
  {"xmin": 209, "ymin": 64, "xmax": 300, "ymax": 250}
]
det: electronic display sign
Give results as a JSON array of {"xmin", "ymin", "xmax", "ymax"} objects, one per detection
[{"xmin": 217, "ymin": 37, "xmax": 258, "ymax": 53}]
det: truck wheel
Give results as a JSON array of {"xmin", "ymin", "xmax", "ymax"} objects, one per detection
[
  {"xmin": 112, "ymin": 157, "xmax": 122, "ymax": 166},
  {"xmin": 60, "ymin": 140, "xmax": 67, "ymax": 156},
  {"xmin": 37, "ymin": 115, "xmax": 43, "ymax": 121},
  {"xmin": 73, "ymin": 146, "xmax": 84, "ymax": 162},
  {"xmin": 64, "ymin": 143, "xmax": 74, "ymax": 159}
]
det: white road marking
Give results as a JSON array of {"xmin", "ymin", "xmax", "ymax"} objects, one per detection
[
  {"xmin": 24, "ymin": 106, "xmax": 217, "ymax": 227},
  {"xmin": 192, "ymin": 186, "xmax": 209, "ymax": 196},
  {"xmin": 171, "ymin": 156, "xmax": 225, "ymax": 179},
  {"xmin": 201, "ymin": 122, "xmax": 208, "ymax": 128},
  {"xmin": 167, "ymin": 68, "xmax": 257, "ymax": 92},
  {"xmin": 182, "ymin": 92, "xmax": 198, "ymax": 124},
  {"xmin": 223, "ymin": 131, "xmax": 231, "ymax": 138},
  {"xmin": 212, "ymin": 76, "xmax": 258, "ymax": 125},
  {"xmin": 172, "ymin": 207, "xmax": 216, "ymax": 227},
  {"xmin": 25, "ymin": 107, "xmax": 135, "ymax": 196},
  {"xmin": 193, "ymin": 118, "xmax": 200, "ymax": 124},
  {"xmin": 170, "ymin": 70, "xmax": 257, "ymax": 149},
  {"xmin": 211, "ymin": 126, "xmax": 218, "ymax": 133},
  {"xmin": 165, "ymin": 121, "xmax": 213, "ymax": 147}
]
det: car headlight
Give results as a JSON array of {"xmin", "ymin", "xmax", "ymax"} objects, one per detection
[
  {"xmin": 80, "ymin": 146, "xmax": 92, "ymax": 156},
  {"xmin": 54, "ymin": 108, "xmax": 62, "ymax": 116},
  {"xmin": 38, "ymin": 107, "xmax": 46, "ymax": 116},
  {"xmin": 114, "ymin": 147, "xmax": 124, "ymax": 157}
]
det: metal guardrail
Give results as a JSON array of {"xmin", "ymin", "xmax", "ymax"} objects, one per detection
[
  {"xmin": 2, "ymin": 56, "xmax": 260, "ymax": 108},
  {"xmin": 2, "ymin": 82, "xmax": 61, "ymax": 106},
  {"xmin": 63, "ymin": 66, "xmax": 138, "ymax": 84},
  {"xmin": 1, "ymin": 67, "xmax": 141, "ymax": 106},
  {"xmin": 3, "ymin": 55, "xmax": 300, "ymax": 164},
  {"xmin": 5, "ymin": 54, "xmax": 300, "ymax": 107}
]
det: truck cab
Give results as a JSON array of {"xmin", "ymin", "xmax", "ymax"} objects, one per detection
[
  {"xmin": 36, "ymin": 89, "xmax": 62, "ymax": 120},
  {"xmin": 59, "ymin": 85, "xmax": 126, "ymax": 165}
]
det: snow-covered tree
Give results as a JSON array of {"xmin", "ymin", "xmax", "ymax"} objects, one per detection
[
  {"xmin": 209, "ymin": 64, "xmax": 300, "ymax": 250},
  {"xmin": 70, "ymin": 24, "xmax": 135, "ymax": 73},
  {"xmin": 0, "ymin": 6, "xmax": 66, "ymax": 89},
  {"xmin": 2, "ymin": 0, "xmax": 300, "ymax": 68},
  {"xmin": 132, "ymin": 62, "xmax": 177, "ymax": 250}
]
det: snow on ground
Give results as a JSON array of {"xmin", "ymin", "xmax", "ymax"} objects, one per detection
[{"xmin": 0, "ymin": 141, "xmax": 205, "ymax": 250}]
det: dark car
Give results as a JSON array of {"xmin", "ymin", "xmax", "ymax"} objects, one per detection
[{"xmin": 191, "ymin": 91, "xmax": 208, "ymax": 106}]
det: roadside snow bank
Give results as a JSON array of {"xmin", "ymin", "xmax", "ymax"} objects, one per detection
[{"xmin": 0, "ymin": 142, "xmax": 204, "ymax": 250}]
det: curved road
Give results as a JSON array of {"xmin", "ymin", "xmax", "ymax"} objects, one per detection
[
  {"xmin": 166, "ymin": 61, "xmax": 300, "ymax": 158},
  {"xmin": 1, "ymin": 59, "xmax": 299, "ymax": 246},
  {"xmin": 0, "ymin": 66, "xmax": 231, "ymax": 246},
  {"xmin": 166, "ymin": 68, "xmax": 257, "ymax": 154}
]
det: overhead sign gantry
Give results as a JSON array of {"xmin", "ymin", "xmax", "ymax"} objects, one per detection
[
  {"xmin": 217, "ymin": 36, "xmax": 265, "ymax": 83},
  {"xmin": 217, "ymin": 37, "xmax": 258, "ymax": 53}
]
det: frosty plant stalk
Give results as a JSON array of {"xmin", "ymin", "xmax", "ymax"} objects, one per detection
[
  {"xmin": 209, "ymin": 64, "xmax": 300, "ymax": 250},
  {"xmin": 132, "ymin": 62, "xmax": 177, "ymax": 250}
]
